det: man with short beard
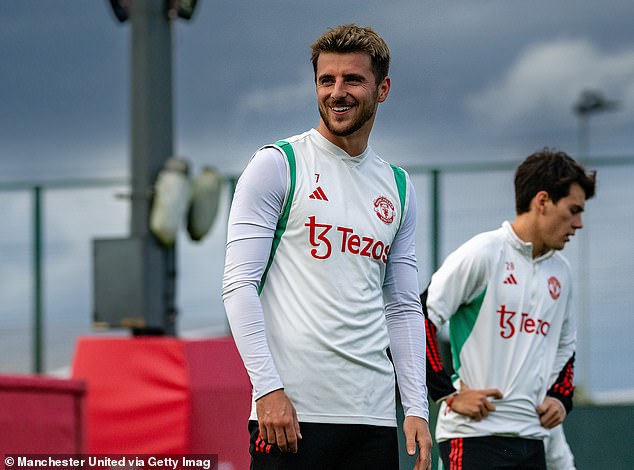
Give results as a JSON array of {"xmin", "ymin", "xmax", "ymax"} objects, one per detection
[{"xmin": 223, "ymin": 24, "xmax": 431, "ymax": 470}]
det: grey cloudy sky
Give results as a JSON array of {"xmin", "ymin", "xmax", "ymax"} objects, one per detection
[
  {"xmin": 1, "ymin": 1, "xmax": 633, "ymax": 397},
  {"xmin": 2, "ymin": 0, "xmax": 634, "ymax": 180}
]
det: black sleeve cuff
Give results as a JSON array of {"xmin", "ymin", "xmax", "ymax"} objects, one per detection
[{"xmin": 547, "ymin": 354, "xmax": 575, "ymax": 414}]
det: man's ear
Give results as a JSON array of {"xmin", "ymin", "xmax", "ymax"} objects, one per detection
[
  {"xmin": 377, "ymin": 77, "xmax": 390, "ymax": 103},
  {"xmin": 534, "ymin": 190, "xmax": 550, "ymax": 214}
]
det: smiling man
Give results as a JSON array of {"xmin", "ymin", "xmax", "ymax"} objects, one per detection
[
  {"xmin": 422, "ymin": 149, "xmax": 596, "ymax": 470},
  {"xmin": 222, "ymin": 24, "xmax": 431, "ymax": 470}
]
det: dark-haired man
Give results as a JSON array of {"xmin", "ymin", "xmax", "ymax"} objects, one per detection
[{"xmin": 423, "ymin": 149, "xmax": 596, "ymax": 469}]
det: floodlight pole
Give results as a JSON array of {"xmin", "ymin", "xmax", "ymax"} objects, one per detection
[
  {"xmin": 99, "ymin": 0, "xmax": 197, "ymax": 335},
  {"xmin": 572, "ymin": 89, "xmax": 619, "ymax": 395},
  {"xmin": 129, "ymin": 0, "xmax": 177, "ymax": 335}
]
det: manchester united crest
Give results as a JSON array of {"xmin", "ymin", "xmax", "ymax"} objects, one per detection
[
  {"xmin": 548, "ymin": 276, "xmax": 561, "ymax": 300},
  {"xmin": 374, "ymin": 196, "xmax": 395, "ymax": 225}
]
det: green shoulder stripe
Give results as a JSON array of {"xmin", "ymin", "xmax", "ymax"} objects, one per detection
[
  {"xmin": 449, "ymin": 287, "xmax": 486, "ymax": 381},
  {"xmin": 258, "ymin": 140, "xmax": 296, "ymax": 294},
  {"xmin": 390, "ymin": 164, "xmax": 407, "ymax": 228}
]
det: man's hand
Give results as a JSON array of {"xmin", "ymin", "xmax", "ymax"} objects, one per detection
[
  {"xmin": 256, "ymin": 389, "xmax": 302, "ymax": 453},
  {"xmin": 536, "ymin": 396, "xmax": 566, "ymax": 429},
  {"xmin": 403, "ymin": 416, "xmax": 432, "ymax": 470},
  {"xmin": 448, "ymin": 381, "xmax": 503, "ymax": 421}
]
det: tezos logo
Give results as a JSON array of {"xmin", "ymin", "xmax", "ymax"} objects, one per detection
[
  {"xmin": 497, "ymin": 304, "xmax": 550, "ymax": 339},
  {"xmin": 304, "ymin": 216, "xmax": 390, "ymax": 264},
  {"xmin": 374, "ymin": 196, "xmax": 395, "ymax": 224}
]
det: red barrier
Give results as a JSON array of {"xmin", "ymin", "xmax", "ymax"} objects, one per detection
[
  {"xmin": 0, "ymin": 374, "xmax": 86, "ymax": 453},
  {"xmin": 71, "ymin": 336, "xmax": 251, "ymax": 470}
]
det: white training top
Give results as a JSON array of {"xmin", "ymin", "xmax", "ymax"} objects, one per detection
[
  {"xmin": 222, "ymin": 129, "xmax": 428, "ymax": 426},
  {"xmin": 426, "ymin": 222, "xmax": 576, "ymax": 440}
]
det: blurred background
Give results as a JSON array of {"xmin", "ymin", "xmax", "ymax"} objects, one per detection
[{"xmin": 1, "ymin": 0, "xmax": 633, "ymax": 404}]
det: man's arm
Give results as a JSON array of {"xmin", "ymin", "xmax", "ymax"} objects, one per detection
[
  {"xmin": 537, "ymin": 282, "xmax": 576, "ymax": 428},
  {"xmin": 383, "ymin": 183, "xmax": 427, "ymax": 420},
  {"xmin": 422, "ymin": 289, "xmax": 503, "ymax": 420},
  {"xmin": 547, "ymin": 354, "xmax": 575, "ymax": 414},
  {"xmin": 383, "ymin": 183, "xmax": 431, "ymax": 470},
  {"xmin": 546, "ymin": 284, "xmax": 576, "ymax": 415},
  {"xmin": 420, "ymin": 289, "xmax": 457, "ymax": 402},
  {"xmin": 222, "ymin": 147, "xmax": 286, "ymax": 397},
  {"xmin": 535, "ymin": 355, "xmax": 575, "ymax": 429},
  {"xmin": 222, "ymin": 147, "xmax": 301, "ymax": 452},
  {"xmin": 422, "ymin": 241, "xmax": 504, "ymax": 420}
]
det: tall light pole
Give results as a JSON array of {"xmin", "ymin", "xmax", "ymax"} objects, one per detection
[
  {"xmin": 572, "ymin": 89, "xmax": 619, "ymax": 397},
  {"xmin": 93, "ymin": 0, "xmax": 198, "ymax": 335}
]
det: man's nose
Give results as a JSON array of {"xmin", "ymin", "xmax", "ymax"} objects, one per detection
[{"xmin": 332, "ymin": 79, "xmax": 347, "ymax": 99}]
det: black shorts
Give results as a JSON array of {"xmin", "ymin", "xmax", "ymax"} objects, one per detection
[
  {"xmin": 438, "ymin": 436, "xmax": 546, "ymax": 470},
  {"xmin": 248, "ymin": 420, "xmax": 399, "ymax": 470}
]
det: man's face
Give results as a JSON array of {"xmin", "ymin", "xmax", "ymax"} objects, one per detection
[
  {"xmin": 540, "ymin": 183, "xmax": 586, "ymax": 251},
  {"xmin": 315, "ymin": 52, "xmax": 389, "ymax": 140}
]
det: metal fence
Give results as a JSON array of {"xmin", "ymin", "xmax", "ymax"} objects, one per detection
[{"xmin": 1, "ymin": 156, "xmax": 633, "ymax": 400}]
